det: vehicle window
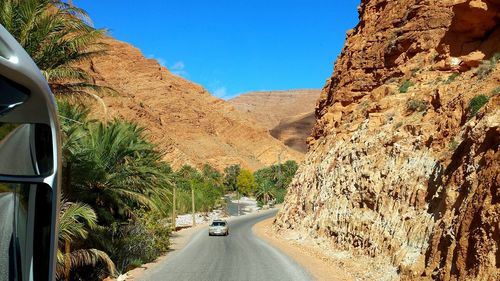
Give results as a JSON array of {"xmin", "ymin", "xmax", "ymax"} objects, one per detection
[
  {"xmin": 0, "ymin": 123, "xmax": 53, "ymax": 176},
  {"xmin": 0, "ymin": 75, "xmax": 29, "ymax": 116},
  {"xmin": 0, "ymin": 182, "xmax": 52, "ymax": 281},
  {"xmin": 211, "ymin": 221, "xmax": 226, "ymax": 227}
]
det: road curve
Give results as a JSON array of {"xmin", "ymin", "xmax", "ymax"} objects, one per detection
[{"xmin": 137, "ymin": 210, "xmax": 313, "ymax": 281}]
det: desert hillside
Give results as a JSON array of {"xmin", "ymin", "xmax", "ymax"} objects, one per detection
[
  {"xmin": 229, "ymin": 89, "xmax": 320, "ymax": 152},
  {"xmin": 82, "ymin": 37, "xmax": 303, "ymax": 171},
  {"xmin": 269, "ymin": 111, "xmax": 316, "ymax": 153},
  {"xmin": 276, "ymin": 1, "xmax": 499, "ymax": 281}
]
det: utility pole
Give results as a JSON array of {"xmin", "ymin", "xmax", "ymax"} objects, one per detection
[
  {"xmin": 172, "ymin": 185, "xmax": 176, "ymax": 231},
  {"xmin": 191, "ymin": 187, "xmax": 196, "ymax": 226},
  {"xmin": 237, "ymin": 162, "xmax": 241, "ymax": 216},
  {"xmin": 277, "ymin": 150, "xmax": 283, "ymax": 189},
  {"xmin": 237, "ymin": 184, "xmax": 240, "ymax": 216}
]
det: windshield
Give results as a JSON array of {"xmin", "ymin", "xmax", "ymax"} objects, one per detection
[
  {"xmin": 211, "ymin": 221, "xmax": 226, "ymax": 227},
  {"xmin": 0, "ymin": 182, "xmax": 52, "ymax": 281}
]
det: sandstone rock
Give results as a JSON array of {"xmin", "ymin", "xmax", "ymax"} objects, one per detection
[
  {"xmin": 276, "ymin": 0, "xmax": 500, "ymax": 280},
  {"xmin": 460, "ymin": 50, "xmax": 486, "ymax": 68},
  {"xmin": 81, "ymin": 37, "xmax": 303, "ymax": 171}
]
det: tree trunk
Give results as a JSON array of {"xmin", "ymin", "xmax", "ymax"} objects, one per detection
[
  {"xmin": 64, "ymin": 240, "xmax": 71, "ymax": 281},
  {"xmin": 172, "ymin": 186, "xmax": 176, "ymax": 230},
  {"xmin": 63, "ymin": 162, "xmax": 72, "ymax": 197}
]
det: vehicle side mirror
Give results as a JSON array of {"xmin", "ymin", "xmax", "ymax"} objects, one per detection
[{"xmin": 0, "ymin": 24, "xmax": 61, "ymax": 281}]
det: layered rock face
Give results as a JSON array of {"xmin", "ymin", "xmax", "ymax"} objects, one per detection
[
  {"xmin": 83, "ymin": 38, "xmax": 302, "ymax": 171},
  {"xmin": 276, "ymin": 0, "xmax": 499, "ymax": 280},
  {"xmin": 229, "ymin": 89, "xmax": 320, "ymax": 153}
]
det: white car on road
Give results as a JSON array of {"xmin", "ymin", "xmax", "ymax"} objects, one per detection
[{"xmin": 208, "ymin": 220, "xmax": 229, "ymax": 236}]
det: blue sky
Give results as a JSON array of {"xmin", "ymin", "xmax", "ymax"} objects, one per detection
[{"xmin": 75, "ymin": 0, "xmax": 360, "ymax": 99}]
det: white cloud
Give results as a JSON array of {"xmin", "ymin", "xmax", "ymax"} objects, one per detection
[
  {"xmin": 171, "ymin": 61, "xmax": 185, "ymax": 70},
  {"xmin": 213, "ymin": 87, "xmax": 227, "ymax": 98},
  {"xmin": 147, "ymin": 54, "xmax": 166, "ymax": 67},
  {"xmin": 169, "ymin": 61, "xmax": 188, "ymax": 77}
]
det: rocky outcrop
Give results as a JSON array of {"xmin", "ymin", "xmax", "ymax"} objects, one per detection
[
  {"xmin": 229, "ymin": 89, "xmax": 320, "ymax": 153},
  {"xmin": 82, "ymin": 38, "xmax": 302, "ymax": 171},
  {"xmin": 276, "ymin": 0, "xmax": 499, "ymax": 280}
]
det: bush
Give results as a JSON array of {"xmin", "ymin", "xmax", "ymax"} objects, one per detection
[
  {"xmin": 491, "ymin": 87, "xmax": 500, "ymax": 96},
  {"xmin": 399, "ymin": 80, "xmax": 413, "ymax": 93},
  {"xmin": 445, "ymin": 73, "xmax": 459, "ymax": 84},
  {"xmin": 274, "ymin": 188, "xmax": 288, "ymax": 204},
  {"xmin": 449, "ymin": 139, "xmax": 459, "ymax": 151},
  {"xmin": 467, "ymin": 94, "xmax": 489, "ymax": 118},
  {"xmin": 476, "ymin": 52, "xmax": 500, "ymax": 79},
  {"xmin": 407, "ymin": 98, "xmax": 428, "ymax": 112},
  {"xmin": 95, "ymin": 210, "xmax": 171, "ymax": 273}
]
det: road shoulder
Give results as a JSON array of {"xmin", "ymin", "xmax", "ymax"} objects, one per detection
[{"xmin": 253, "ymin": 217, "xmax": 354, "ymax": 281}]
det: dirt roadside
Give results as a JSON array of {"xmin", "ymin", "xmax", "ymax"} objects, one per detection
[{"xmin": 253, "ymin": 217, "xmax": 355, "ymax": 281}]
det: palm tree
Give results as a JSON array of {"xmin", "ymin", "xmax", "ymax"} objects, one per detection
[
  {"xmin": 58, "ymin": 101, "xmax": 91, "ymax": 199},
  {"xmin": 68, "ymin": 120, "xmax": 171, "ymax": 223},
  {"xmin": 255, "ymin": 179, "xmax": 276, "ymax": 205},
  {"xmin": 0, "ymin": 0, "xmax": 113, "ymax": 109},
  {"xmin": 57, "ymin": 200, "xmax": 116, "ymax": 280}
]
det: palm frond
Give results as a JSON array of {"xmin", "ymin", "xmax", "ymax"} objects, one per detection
[
  {"xmin": 0, "ymin": 0, "xmax": 113, "ymax": 97},
  {"xmin": 56, "ymin": 248, "xmax": 116, "ymax": 280},
  {"xmin": 58, "ymin": 199, "xmax": 98, "ymax": 243}
]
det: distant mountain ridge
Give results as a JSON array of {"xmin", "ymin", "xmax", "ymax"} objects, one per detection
[
  {"xmin": 229, "ymin": 89, "xmax": 320, "ymax": 153},
  {"xmin": 81, "ymin": 37, "xmax": 303, "ymax": 171}
]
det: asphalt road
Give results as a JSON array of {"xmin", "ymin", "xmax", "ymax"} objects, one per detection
[
  {"xmin": 138, "ymin": 210, "xmax": 313, "ymax": 281},
  {"xmin": 0, "ymin": 193, "xmax": 14, "ymax": 279}
]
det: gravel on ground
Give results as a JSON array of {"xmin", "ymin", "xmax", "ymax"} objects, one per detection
[{"xmin": 253, "ymin": 217, "xmax": 355, "ymax": 281}]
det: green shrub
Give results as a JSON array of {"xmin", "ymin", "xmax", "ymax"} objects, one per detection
[
  {"xmin": 407, "ymin": 98, "xmax": 428, "ymax": 112},
  {"xmin": 467, "ymin": 94, "xmax": 489, "ymax": 118},
  {"xmin": 96, "ymin": 210, "xmax": 171, "ymax": 273},
  {"xmin": 445, "ymin": 73, "xmax": 459, "ymax": 84},
  {"xmin": 449, "ymin": 139, "xmax": 459, "ymax": 151},
  {"xmin": 476, "ymin": 52, "xmax": 500, "ymax": 79},
  {"xmin": 274, "ymin": 188, "xmax": 288, "ymax": 204},
  {"xmin": 491, "ymin": 87, "xmax": 500, "ymax": 96},
  {"xmin": 491, "ymin": 52, "xmax": 500, "ymax": 63},
  {"xmin": 399, "ymin": 80, "xmax": 414, "ymax": 93}
]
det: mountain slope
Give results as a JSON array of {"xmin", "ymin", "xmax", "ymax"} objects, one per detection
[
  {"xmin": 82, "ymin": 37, "xmax": 302, "ymax": 171},
  {"xmin": 229, "ymin": 89, "xmax": 320, "ymax": 153},
  {"xmin": 276, "ymin": 1, "xmax": 499, "ymax": 280},
  {"xmin": 269, "ymin": 112, "xmax": 315, "ymax": 153}
]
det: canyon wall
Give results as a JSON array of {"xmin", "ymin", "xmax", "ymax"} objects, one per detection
[
  {"xmin": 81, "ymin": 38, "xmax": 303, "ymax": 171},
  {"xmin": 276, "ymin": 0, "xmax": 499, "ymax": 280}
]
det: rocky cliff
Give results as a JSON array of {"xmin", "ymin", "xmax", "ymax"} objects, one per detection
[
  {"xmin": 276, "ymin": 0, "xmax": 499, "ymax": 280},
  {"xmin": 229, "ymin": 89, "xmax": 320, "ymax": 153},
  {"xmin": 82, "ymin": 38, "xmax": 302, "ymax": 171}
]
